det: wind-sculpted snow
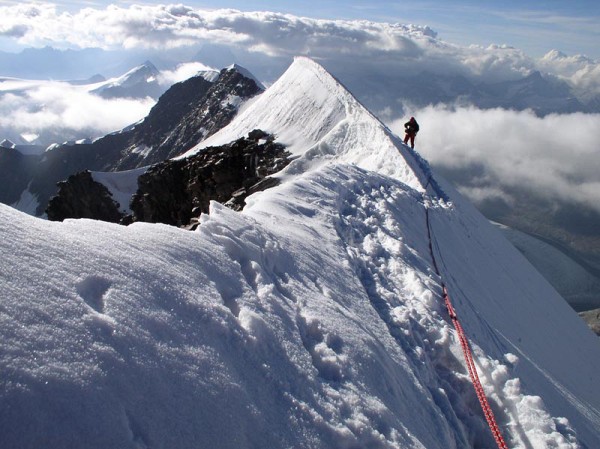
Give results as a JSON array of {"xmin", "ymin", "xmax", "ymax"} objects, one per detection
[
  {"xmin": 2, "ymin": 163, "xmax": 597, "ymax": 448},
  {"xmin": 0, "ymin": 187, "xmax": 449, "ymax": 449},
  {"xmin": 1, "ymin": 58, "xmax": 600, "ymax": 448}
]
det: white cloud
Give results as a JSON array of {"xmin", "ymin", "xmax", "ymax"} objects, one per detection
[
  {"xmin": 0, "ymin": 80, "xmax": 154, "ymax": 143},
  {"xmin": 457, "ymin": 185, "xmax": 515, "ymax": 207},
  {"xmin": 539, "ymin": 50, "xmax": 600, "ymax": 96},
  {"xmin": 158, "ymin": 62, "xmax": 218, "ymax": 85},
  {"xmin": 1, "ymin": 3, "xmax": 598, "ymax": 96},
  {"xmin": 0, "ymin": 4, "xmax": 436, "ymax": 57},
  {"xmin": 390, "ymin": 106, "xmax": 600, "ymax": 213},
  {"xmin": 461, "ymin": 44, "xmax": 534, "ymax": 81}
]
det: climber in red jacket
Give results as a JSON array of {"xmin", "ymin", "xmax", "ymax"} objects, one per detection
[{"xmin": 403, "ymin": 117, "xmax": 419, "ymax": 149}]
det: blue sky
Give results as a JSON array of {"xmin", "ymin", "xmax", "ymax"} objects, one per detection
[{"xmin": 20, "ymin": 0, "xmax": 598, "ymax": 59}]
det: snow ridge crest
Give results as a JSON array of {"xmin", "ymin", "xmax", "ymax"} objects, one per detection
[{"xmin": 185, "ymin": 57, "xmax": 429, "ymax": 193}]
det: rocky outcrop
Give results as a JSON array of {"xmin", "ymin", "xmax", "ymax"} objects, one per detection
[
  {"xmin": 115, "ymin": 66, "xmax": 264, "ymax": 169},
  {"xmin": 579, "ymin": 309, "xmax": 600, "ymax": 336},
  {"xmin": 6, "ymin": 65, "xmax": 263, "ymax": 217},
  {"xmin": 128, "ymin": 130, "xmax": 291, "ymax": 228},
  {"xmin": 46, "ymin": 171, "xmax": 124, "ymax": 223},
  {"xmin": 46, "ymin": 131, "xmax": 291, "ymax": 228}
]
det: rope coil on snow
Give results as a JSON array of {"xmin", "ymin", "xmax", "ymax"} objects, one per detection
[{"xmin": 425, "ymin": 206, "xmax": 509, "ymax": 449}]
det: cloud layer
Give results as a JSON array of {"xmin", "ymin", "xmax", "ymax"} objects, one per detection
[
  {"xmin": 391, "ymin": 107, "xmax": 600, "ymax": 214},
  {"xmin": 0, "ymin": 80, "xmax": 154, "ymax": 144},
  {"xmin": 0, "ymin": 3, "xmax": 437, "ymax": 54},
  {"xmin": 0, "ymin": 59, "xmax": 215, "ymax": 146},
  {"xmin": 1, "ymin": 3, "xmax": 599, "ymax": 93}
]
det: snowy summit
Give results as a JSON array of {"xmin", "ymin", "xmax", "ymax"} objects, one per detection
[{"xmin": 1, "ymin": 57, "xmax": 599, "ymax": 449}]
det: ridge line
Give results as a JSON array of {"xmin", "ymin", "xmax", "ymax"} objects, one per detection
[{"xmin": 425, "ymin": 201, "xmax": 510, "ymax": 449}]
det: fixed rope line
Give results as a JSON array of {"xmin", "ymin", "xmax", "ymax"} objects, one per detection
[{"xmin": 425, "ymin": 205, "xmax": 509, "ymax": 449}]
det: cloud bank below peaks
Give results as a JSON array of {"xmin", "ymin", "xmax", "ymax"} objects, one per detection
[
  {"xmin": 392, "ymin": 106, "xmax": 600, "ymax": 215},
  {"xmin": 0, "ymin": 79, "xmax": 154, "ymax": 145},
  {"xmin": 2, "ymin": 3, "xmax": 599, "ymax": 93}
]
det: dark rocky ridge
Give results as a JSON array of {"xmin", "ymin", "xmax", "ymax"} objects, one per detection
[
  {"xmin": 0, "ymin": 147, "xmax": 39, "ymax": 205},
  {"xmin": 129, "ymin": 130, "xmax": 291, "ymax": 228},
  {"xmin": 46, "ymin": 171, "xmax": 124, "ymax": 223},
  {"xmin": 3, "ymin": 66, "xmax": 263, "ymax": 216},
  {"xmin": 113, "ymin": 66, "xmax": 263, "ymax": 169},
  {"xmin": 46, "ymin": 131, "xmax": 292, "ymax": 229}
]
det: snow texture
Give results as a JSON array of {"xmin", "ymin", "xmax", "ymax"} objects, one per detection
[{"xmin": 1, "ymin": 57, "xmax": 600, "ymax": 449}]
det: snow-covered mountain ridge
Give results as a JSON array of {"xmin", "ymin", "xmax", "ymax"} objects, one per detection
[
  {"xmin": 90, "ymin": 61, "xmax": 163, "ymax": 100},
  {"xmin": 1, "ymin": 57, "xmax": 599, "ymax": 449},
  {"xmin": 183, "ymin": 58, "xmax": 428, "ymax": 191}
]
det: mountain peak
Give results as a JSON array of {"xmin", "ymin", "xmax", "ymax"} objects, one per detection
[
  {"xmin": 186, "ymin": 57, "xmax": 428, "ymax": 193},
  {"xmin": 141, "ymin": 60, "xmax": 157, "ymax": 70},
  {"xmin": 91, "ymin": 61, "xmax": 162, "ymax": 99},
  {"xmin": 543, "ymin": 49, "xmax": 567, "ymax": 60},
  {"xmin": 225, "ymin": 63, "xmax": 265, "ymax": 89},
  {"xmin": 123, "ymin": 61, "xmax": 159, "ymax": 81}
]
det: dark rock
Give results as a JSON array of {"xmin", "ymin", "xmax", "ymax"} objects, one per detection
[
  {"xmin": 128, "ymin": 131, "xmax": 291, "ymax": 227},
  {"xmin": 46, "ymin": 171, "xmax": 124, "ymax": 223},
  {"xmin": 6, "ymin": 65, "xmax": 263, "ymax": 217},
  {"xmin": 0, "ymin": 147, "xmax": 39, "ymax": 205},
  {"xmin": 113, "ymin": 65, "xmax": 264, "ymax": 169},
  {"xmin": 248, "ymin": 129, "xmax": 269, "ymax": 142}
]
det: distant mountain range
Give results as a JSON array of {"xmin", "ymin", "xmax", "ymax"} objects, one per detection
[
  {"xmin": 2, "ymin": 46, "xmax": 599, "ymax": 117},
  {"xmin": 0, "ymin": 64, "xmax": 262, "ymax": 216},
  {"xmin": 0, "ymin": 46, "xmax": 189, "ymax": 80},
  {"xmin": 391, "ymin": 69, "xmax": 589, "ymax": 115}
]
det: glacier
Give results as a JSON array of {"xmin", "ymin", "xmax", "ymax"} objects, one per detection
[{"xmin": 1, "ymin": 57, "xmax": 599, "ymax": 449}]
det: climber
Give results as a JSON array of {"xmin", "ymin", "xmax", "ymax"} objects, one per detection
[{"xmin": 403, "ymin": 117, "xmax": 419, "ymax": 149}]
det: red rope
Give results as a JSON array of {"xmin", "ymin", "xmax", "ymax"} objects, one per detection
[
  {"xmin": 426, "ymin": 208, "xmax": 509, "ymax": 449},
  {"xmin": 442, "ymin": 287, "xmax": 509, "ymax": 449}
]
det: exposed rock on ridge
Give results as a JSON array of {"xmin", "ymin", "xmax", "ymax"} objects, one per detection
[
  {"xmin": 579, "ymin": 309, "xmax": 600, "ymax": 336},
  {"xmin": 46, "ymin": 171, "xmax": 123, "ymax": 223},
  {"xmin": 6, "ymin": 65, "xmax": 263, "ymax": 217},
  {"xmin": 128, "ymin": 130, "xmax": 291, "ymax": 228},
  {"xmin": 114, "ymin": 65, "xmax": 263, "ymax": 169},
  {"xmin": 46, "ymin": 131, "xmax": 291, "ymax": 228}
]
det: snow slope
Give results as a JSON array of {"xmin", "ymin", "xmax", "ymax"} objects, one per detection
[
  {"xmin": 1, "ymin": 57, "xmax": 600, "ymax": 449},
  {"xmin": 494, "ymin": 222, "xmax": 600, "ymax": 312},
  {"xmin": 182, "ymin": 58, "xmax": 427, "ymax": 192}
]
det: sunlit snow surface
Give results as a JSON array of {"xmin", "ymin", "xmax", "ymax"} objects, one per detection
[{"xmin": 1, "ymin": 58, "xmax": 599, "ymax": 449}]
